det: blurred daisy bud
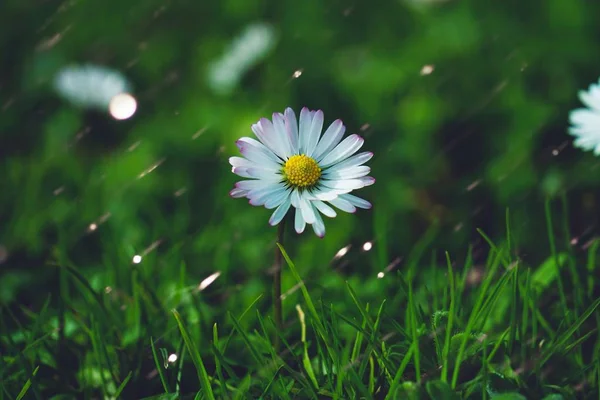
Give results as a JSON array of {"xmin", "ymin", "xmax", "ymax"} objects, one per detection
[
  {"xmin": 207, "ymin": 23, "xmax": 276, "ymax": 96},
  {"xmin": 54, "ymin": 64, "xmax": 136, "ymax": 119},
  {"xmin": 569, "ymin": 77, "xmax": 600, "ymax": 155}
]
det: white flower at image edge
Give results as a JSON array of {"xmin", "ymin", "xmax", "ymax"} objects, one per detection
[
  {"xmin": 569, "ymin": 78, "xmax": 600, "ymax": 154},
  {"xmin": 229, "ymin": 107, "xmax": 374, "ymax": 237}
]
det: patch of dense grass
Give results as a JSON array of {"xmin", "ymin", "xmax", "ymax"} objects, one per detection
[{"xmin": 1, "ymin": 205, "xmax": 599, "ymax": 399}]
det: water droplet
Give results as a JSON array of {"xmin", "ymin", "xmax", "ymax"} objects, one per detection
[
  {"xmin": 168, "ymin": 353, "xmax": 178, "ymax": 363},
  {"xmin": 109, "ymin": 93, "xmax": 137, "ymax": 120},
  {"xmin": 420, "ymin": 64, "xmax": 435, "ymax": 75},
  {"xmin": 334, "ymin": 245, "xmax": 351, "ymax": 259},
  {"xmin": 132, "ymin": 255, "xmax": 142, "ymax": 264},
  {"xmin": 362, "ymin": 241, "xmax": 373, "ymax": 251}
]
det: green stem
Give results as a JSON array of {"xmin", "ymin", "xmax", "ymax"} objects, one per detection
[{"xmin": 274, "ymin": 220, "xmax": 285, "ymax": 351}]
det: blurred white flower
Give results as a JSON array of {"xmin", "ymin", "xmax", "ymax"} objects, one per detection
[
  {"xmin": 207, "ymin": 23, "xmax": 276, "ymax": 96},
  {"xmin": 569, "ymin": 78, "xmax": 600, "ymax": 155},
  {"xmin": 230, "ymin": 108, "xmax": 374, "ymax": 237},
  {"xmin": 54, "ymin": 64, "xmax": 133, "ymax": 113}
]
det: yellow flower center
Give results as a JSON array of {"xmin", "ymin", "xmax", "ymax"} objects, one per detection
[{"xmin": 283, "ymin": 154, "xmax": 321, "ymax": 188}]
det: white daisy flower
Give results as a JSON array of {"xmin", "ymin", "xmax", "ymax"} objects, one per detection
[
  {"xmin": 569, "ymin": 78, "xmax": 600, "ymax": 155},
  {"xmin": 229, "ymin": 107, "xmax": 374, "ymax": 237}
]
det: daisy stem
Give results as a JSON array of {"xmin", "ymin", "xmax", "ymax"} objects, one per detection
[{"xmin": 274, "ymin": 220, "xmax": 285, "ymax": 351}]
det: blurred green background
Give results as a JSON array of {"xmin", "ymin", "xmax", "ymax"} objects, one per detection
[{"xmin": 2, "ymin": 0, "xmax": 600, "ymax": 396}]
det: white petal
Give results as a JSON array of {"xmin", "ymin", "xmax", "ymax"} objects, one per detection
[
  {"xmin": 323, "ymin": 166, "xmax": 371, "ymax": 180},
  {"xmin": 312, "ymin": 207, "xmax": 326, "ymax": 238},
  {"xmin": 272, "ymin": 112, "xmax": 294, "ymax": 157},
  {"xmin": 311, "ymin": 188, "xmax": 342, "ymax": 201},
  {"xmin": 313, "ymin": 200, "xmax": 337, "ymax": 218},
  {"xmin": 229, "ymin": 156, "xmax": 256, "ymax": 168},
  {"xmin": 319, "ymin": 134, "xmax": 364, "ymax": 168},
  {"xmin": 269, "ymin": 197, "xmax": 291, "ymax": 226},
  {"xmin": 320, "ymin": 179, "xmax": 365, "ymax": 191},
  {"xmin": 298, "ymin": 107, "xmax": 312, "ymax": 154},
  {"xmin": 313, "ymin": 119, "xmax": 345, "ymax": 161},
  {"xmin": 339, "ymin": 193, "xmax": 372, "ymax": 209},
  {"xmin": 291, "ymin": 189, "xmax": 302, "ymax": 207},
  {"xmin": 252, "ymin": 118, "xmax": 287, "ymax": 159},
  {"xmin": 237, "ymin": 137, "xmax": 282, "ymax": 167},
  {"xmin": 265, "ymin": 188, "xmax": 292, "ymax": 209},
  {"xmin": 232, "ymin": 167, "xmax": 253, "ymax": 178},
  {"xmin": 245, "ymin": 168, "xmax": 282, "ymax": 180},
  {"xmin": 236, "ymin": 180, "xmax": 277, "ymax": 191},
  {"xmin": 299, "ymin": 194, "xmax": 316, "ymax": 224},
  {"xmin": 328, "ymin": 197, "xmax": 356, "ymax": 214},
  {"xmin": 229, "ymin": 188, "xmax": 247, "ymax": 198},
  {"xmin": 325, "ymin": 151, "xmax": 373, "ymax": 172},
  {"xmin": 284, "ymin": 108, "xmax": 300, "ymax": 154},
  {"xmin": 306, "ymin": 110, "xmax": 324, "ymax": 157},
  {"xmin": 295, "ymin": 207, "xmax": 306, "ymax": 233}
]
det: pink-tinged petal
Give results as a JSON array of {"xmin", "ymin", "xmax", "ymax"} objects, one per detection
[
  {"xmin": 284, "ymin": 108, "xmax": 299, "ymax": 154},
  {"xmin": 295, "ymin": 207, "xmax": 306, "ymax": 233},
  {"xmin": 313, "ymin": 119, "xmax": 345, "ymax": 161},
  {"xmin": 323, "ymin": 166, "xmax": 371, "ymax": 180},
  {"xmin": 339, "ymin": 193, "xmax": 372, "ymax": 209},
  {"xmin": 311, "ymin": 207, "xmax": 326, "ymax": 238},
  {"xmin": 319, "ymin": 134, "xmax": 364, "ymax": 168},
  {"xmin": 236, "ymin": 137, "xmax": 282, "ymax": 167},
  {"xmin": 358, "ymin": 176, "xmax": 375, "ymax": 187},
  {"xmin": 269, "ymin": 197, "xmax": 291, "ymax": 226},
  {"xmin": 306, "ymin": 110, "xmax": 324, "ymax": 158},
  {"xmin": 229, "ymin": 187, "xmax": 247, "ymax": 198},
  {"xmin": 325, "ymin": 151, "xmax": 373, "ymax": 172},
  {"xmin": 272, "ymin": 112, "xmax": 294, "ymax": 157},
  {"xmin": 328, "ymin": 197, "xmax": 356, "ymax": 214},
  {"xmin": 298, "ymin": 107, "xmax": 312, "ymax": 154},
  {"xmin": 252, "ymin": 118, "xmax": 288, "ymax": 160},
  {"xmin": 313, "ymin": 200, "xmax": 337, "ymax": 218}
]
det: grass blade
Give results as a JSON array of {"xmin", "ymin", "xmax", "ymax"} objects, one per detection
[{"xmin": 172, "ymin": 310, "xmax": 214, "ymax": 400}]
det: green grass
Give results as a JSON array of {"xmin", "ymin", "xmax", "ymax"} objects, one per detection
[{"xmin": 1, "ymin": 203, "xmax": 600, "ymax": 399}]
